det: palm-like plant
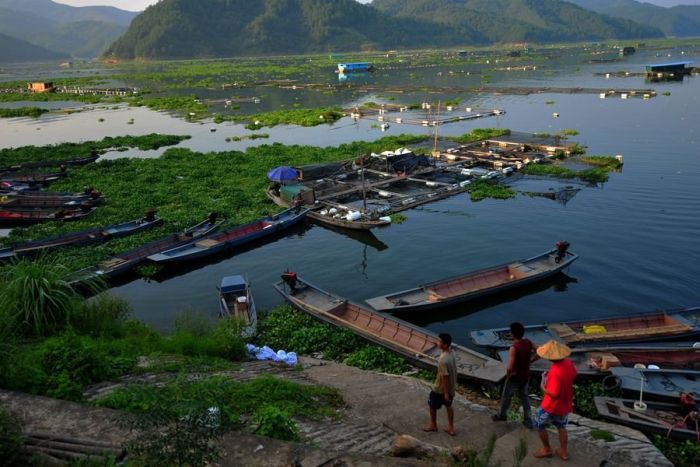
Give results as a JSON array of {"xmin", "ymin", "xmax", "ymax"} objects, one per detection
[{"xmin": 0, "ymin": 258, "xmax": 87, "ymax": 337}]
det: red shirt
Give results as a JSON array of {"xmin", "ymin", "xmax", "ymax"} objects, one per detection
[
  {"xmin": 541, "ymin": 359, "xmax": 577, "ymax": 416},
  {"xmin": 510, "ymin": 338, "xmax": 534, "ymax": 382}
]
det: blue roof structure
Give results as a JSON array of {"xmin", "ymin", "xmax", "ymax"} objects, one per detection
[
  {"xmin": 220, "ymin": 275, "xmax": 247, "ymax": 294},
  {"xmin": 646, "ymin": 61, "xmax": 692, "ymax": 68}
]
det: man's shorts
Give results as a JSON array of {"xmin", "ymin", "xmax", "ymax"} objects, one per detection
[
  {"xmin": 535, "ymin": 406, "xmax": 568, "ymax": 431},
  {"xmin": 428, "ymin": 391, "xmax": 453, "ymax": 410}
]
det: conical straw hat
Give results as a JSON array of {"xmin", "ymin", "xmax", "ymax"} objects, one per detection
[{"xmin": 536, "ymin": 340, "xmax": 571, "ymax": 361}]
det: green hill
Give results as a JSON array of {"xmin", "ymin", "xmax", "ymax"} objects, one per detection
[
  {"xmin": 0, "ymin": 32, "xmax": 68, "ymax": 63},
  {"xmin": 0, "ymin": 7, "xmax": 126, "ymax": 58},
  {"xmin": 568, "ymin": 0, "xmax": 700, "ymax": 37},
  {"xmin": 0, "ymin": 0, "xmax": 137, "ymax": 27},
  {"xmin": 105, "ymin": 0, "xmax": 663, "ymax": 60},
  {"xmin": 372, "ymin": 0, "xmax": 663, "ymax": 43}
]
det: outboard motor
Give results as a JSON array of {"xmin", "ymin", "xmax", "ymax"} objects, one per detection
[
  {"xmin": 281, "ymin": 271, "xmax": 298, "ymax": 293},
  {"xmin": 80, "ymin": 202, "xmax": 92, "ymax": 214},
  {"xmin": 90, "ymin": 190, "xmax": 102, "ymax": 200},
  {"xmin": 555, "ymin": 241, "xmax": 570, "ymax": 264},
  {"xmin": 208, "ymin": 212, "xmax": 218, "ymax": 225},
  {"xmin": 144, "ymin": 208, "xmax": 157, "ymax": 222}
]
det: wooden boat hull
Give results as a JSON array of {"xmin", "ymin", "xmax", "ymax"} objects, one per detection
[
  {"xmin": 609, "ymin": 367, "xmax": 700, "ymax": 401},
  {"xmin": 0, "ymin": 216, "xmax": 163, "ymax": 262},
  {"xmin": 0, "ymin": 172, "xmax": 65, "ymax": 185},
  {"xmin": 266, "ymin": 188, "xmax": 389, "ymax": 231},
  {"xmin": 219, "ymin": 275, "xmax": 257, "ymax": 337},
  {"xmin": 0, "ymin": 193, "xmax": 103, "ymax": 208},
  {"xmin": 0, "ymin": 207, "xmax": 96, "ymax": 225},
  {"xmin": 147, "ymin": 207, "xmax": 308, "ymax": 264},
  {"xmin": 502, "ymin": 343, "xmax": 700, "ymax": 379},
  {"xmin": 0, "ymin": 154, "xmax": 98, "ymax": 173},
  {"xmin": 471, "ymin": 306, "xmax": 700, "ymax": 349},
  {"xmin": 69, "ymin": 218, "xmax": 223, "ymax": 284},
  {"xmin": 595, "ymin": 397, "xmax": 700, "ymax": 442},
  {"xmin": 366, "ymin": 248, "xmax": 578, "ymax": 312},
  {"xmin": 273, "ymin": 276, "xmax": 505, "ymax": 383}
]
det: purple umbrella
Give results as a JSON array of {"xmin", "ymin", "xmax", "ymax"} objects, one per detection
[{"xmin": 267, "ymin": 166, "xmax": 298, "ymax": 183}]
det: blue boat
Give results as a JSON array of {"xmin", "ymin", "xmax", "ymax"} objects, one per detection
[
  {"xmin": 147, "ymin": 207, "xmax": 308, "ymax": 264},
  {"xmin": 218, "ymin": 275, "xmax": 257, "ymax": 337},
  {"xmin": 69, "ymin": 216, "xmax": 223, "ymax": 284},
  {"xmin": 0, "ymin": 213, "xmax": 163, "ymax": 261}
]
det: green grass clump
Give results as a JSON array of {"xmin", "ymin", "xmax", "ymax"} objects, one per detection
[
  {"xmin": 590, "ymin": 429, "xmax": 615, "ymax": 442},
  {"xmin": 257, "ymin": 305, "xmax": 409, "ymax": 374},
  {"xmin": 230, "ymin": 107, "xmax": 345, "ymax": 128},
  {"xmin": 467, "ymin": 179, "xmax": 516, "ymax": 201},
  {"xmin": 447, "ymin": 128, "xmax": 511, "ymax": 143},
  {"xmin": 652, "ymin": 436, "xmax": 700, "ymax": 467},
  {"xmin": 95, "ymin": 375, "xmax": 343, "ymax": 426},
  {"xmin": 579, "ymin": 156, "xmax": 623, "ymax": 170},
  {"xmin": 522, "ymin": 163, "xmax": 610, "ymax": 183},
  {"xmin": 0, "ymin": 107, "xmax": 49, "ymax": 118}
]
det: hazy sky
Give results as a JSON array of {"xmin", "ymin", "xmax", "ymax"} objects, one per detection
[{"xmin": 53, "ymin": 0, "xmax": 700, "ymax": 13}]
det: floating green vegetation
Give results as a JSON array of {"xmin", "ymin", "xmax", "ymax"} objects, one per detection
[
  {"xmin": 0, "ymin": 107, "xmax": 49, "ymax": 118},
  {"xmin": 3, "ymin": 134, "xmax": 428, "ymax": 272},
  {"xmin": 545, "ymin": 100, "xmax": 555, "ymax": 105},
  {"xmin": 590, "ymin": 429, "xmax": 615, "ymax": 442},
  {"xmin": 226, "ymin": 133, "xmax": 270, "ymax": 142},
  {"xmin": 447, "ymin": 128, "xmax": 511, "ymax": 143},
  {"xmin": 533, "ymin": 132, "xmax": 550, "ymax": 138},
  {"xmin": 523, "ymin": 163, "xmax": 610, "ymax": 183},
  {"xmin": 0, "ymin": 134, "xmax": 190, "ymax": 166},
  {"xmin": 579, "ymin": 155, "xmax": 623, "ymax": 170},
  {"xmin": 560, "ymin": 129, "xmax": 579, "ymax": 136},
  {"xmin": 228, "ymin": 107, "xmax": 345, "ymax": 128},
  {"xmin": 132, "ymin": 96, "xmax": 208, "ymax": 120},
  {"xmin": 467, "ymin": 179, "xmax": 516, "ymax": 202},
  {"xmin": 662, "ymin": 91, "xmax": 671, "ymax": 96},
  {"xmin": 390, "ymin": 213, "xmax": 407, "ymax": 224}
]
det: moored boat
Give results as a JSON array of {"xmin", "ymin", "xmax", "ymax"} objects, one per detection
[
  {"xmin": 500, "ymin": 342, "xmax": 700, "ymax": 378},
  {"xmin": 0, "ymin": 213, "xmax": 163, "ymax": 261},
  {"xmin": 147, "ymin": 207, "xmax": 308, "ymax": 264},
  {"xmin": 471, "ymin": 306, "xmax": 700, "ymax": 349},
  {"xmin": 0, "ymin": 206, "xmax": 96, "ymax": 225},
  {"xmin": 218, "ymin": 275, "xmax": 257, "ymax": 337},
  {"xmin": 595, "ymin": 397, "xmax": 700, "ymax": 442},
  {"xmin": 0, "ymin": 171, "xmax": 66, "ymax": 185},
  {"xmin": 366, "ymin": 242, "xmax": 577, "ymax": 312},
  {"xmin": 273, "ymin": 274, "xmax": 505, "ymax": 383},
  {"xmin": 608, "ymin": 367, "xmax": 700, "ymax": 401},
  {"xmin": 0, "ymin": 153, "xmax": 98, "ymax": 173},
  {"xmin": 266, "ymin": 187, "xmax": 390, "ymax": 231},
  {"xmin": 0, "ymin": 190, "xmax": 104, "ymax": 208},
  {"xmin": 69, "ymin": 216, "xmax": 223, "ymax": 284}
]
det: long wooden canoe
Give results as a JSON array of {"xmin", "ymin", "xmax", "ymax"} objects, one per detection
[
  {"xmin": 366, "ymin": 247, "xmax": 578, "ymax": 312},
  {"xmin": 0, "ymin": 206, "xmax": 96, "ymax": 225},
  {"xmin": 0, "ymin": 192, "xmax": 104, "ymax": 208},
  {"xmin": 266, "ymin": 188, "xmax": 390, "ymax": 230},
  {"xmin": 147, "ymin": 207, "xmax": 308, "ymax": 264},
  {"xmin": 69, "ymin": 217, "xmax": 223, "ymax": 284},
  {"xmin": 609, "ymin": 367, "xmax": 700, "ymax": 401},
  {"xmin": 0, "ymin": 215, "xmax": 163, "ymax": 261},
  {"xmin": 501, "ymin": 342, "xmax": 700, "ymax": 378},
  {"xmin": 595, "ymin": 397, "xmax": 700, "ymax": 442},
  {"xmin": 471, "ymin": 306, "xmax": 700, "ymax": 349},
  {"xmin": 273, "ymin": 275, "xmax": 505, "ymax": 384},
  {"xmin": 0, "ymin": 154, "xmax": 98, "ymax": 173}
]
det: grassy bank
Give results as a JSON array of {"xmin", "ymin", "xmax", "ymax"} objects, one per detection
[{"xmin": 0, "ymin": 107, "xmax": 49, "ymax": 119}]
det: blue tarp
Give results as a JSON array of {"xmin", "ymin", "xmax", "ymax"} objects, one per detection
[{"xmin": 246, "ymin": 344, "xmax": 298, "ymax": 366}]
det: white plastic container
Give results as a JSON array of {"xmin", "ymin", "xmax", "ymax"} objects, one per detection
[{"xmin": 346, "ymin": 211, "xmax": 362, "ymax": 221}]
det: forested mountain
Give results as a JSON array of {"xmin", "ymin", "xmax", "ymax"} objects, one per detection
[
  {"xmin": 0, "ymin": 7, "xmax": 127, "ymax": 58},
  {"xmin": 0, "ymin": 0, "xmax": 137, "ymax": 26},
  {"xmin": 0, "ymin": 32, "xmax": 69, "ymax": 63},
  {"xmin": 105, "ymin": 0, "xmax": 663, "ymax": 60},
  {"xmin": 568, "ymin": 0, "xmax": 700, "ymax": 37},
  {"xmin": 373, "ymin": 0, "xmax": 663, "ymax": 43}
]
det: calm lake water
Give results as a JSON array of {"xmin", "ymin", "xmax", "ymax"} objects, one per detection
[{"xmin": 2, "ymin": 45, "xmax": 700, "ymax": 348}]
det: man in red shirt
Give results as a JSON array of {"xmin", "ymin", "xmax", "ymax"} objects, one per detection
[
  {"xmin": 534, "ymin": 340, "xmax": 577, "ymax": 461},
  {"xmin": 492, "ymin": 322, "xmax": 537, "ymax": 428}
]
